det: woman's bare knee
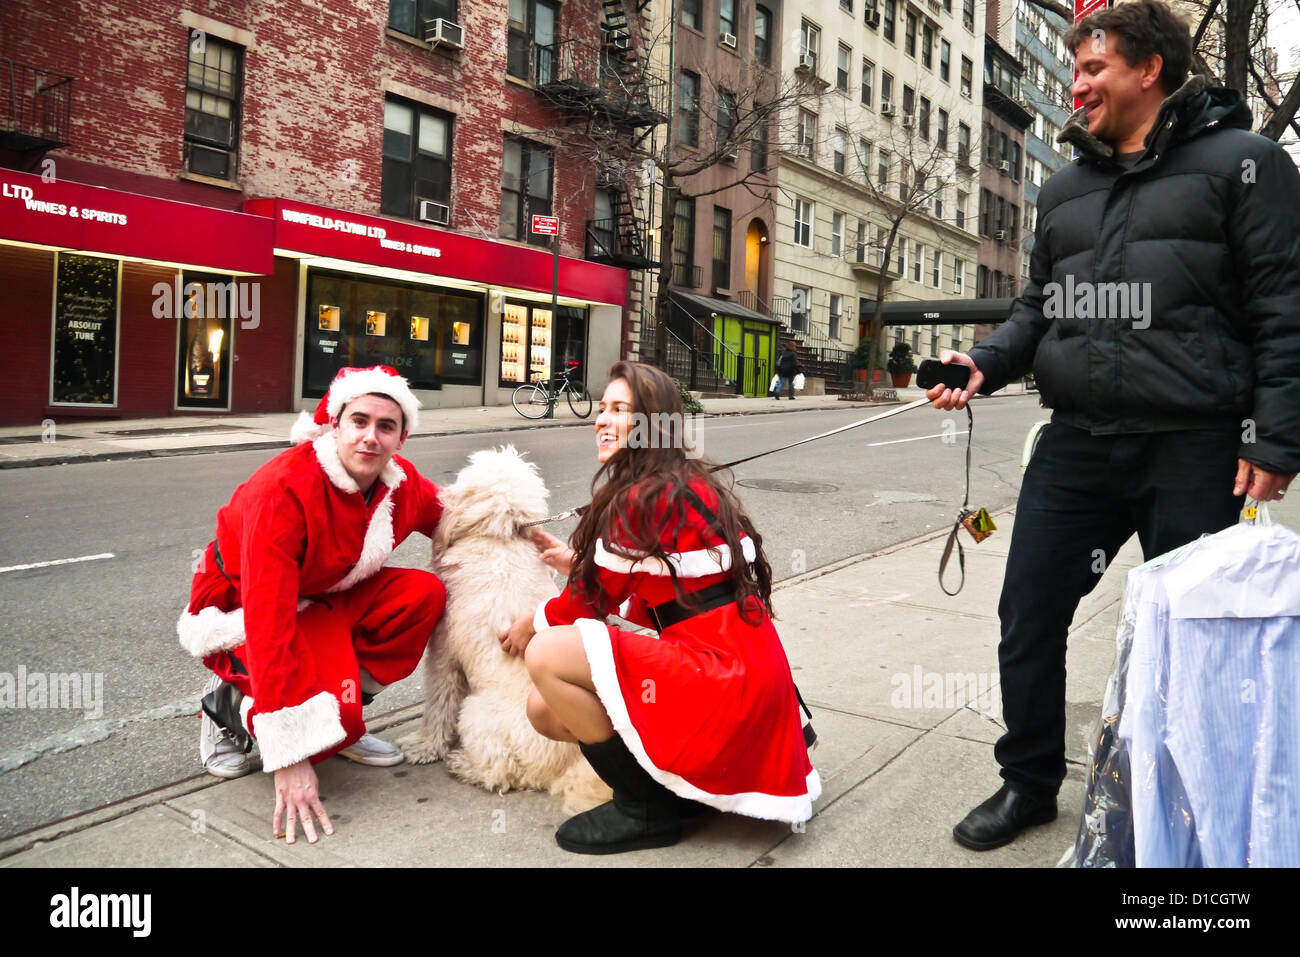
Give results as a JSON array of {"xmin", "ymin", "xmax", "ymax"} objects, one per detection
[{"xmin": 526, "ymin": 687, "xmax": 574, "ymax": 741}]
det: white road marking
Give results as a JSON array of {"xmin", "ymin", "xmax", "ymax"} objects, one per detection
[
  {"xmin": 866, "ymin": 431, "xmax": 968, "ymax": 447},
  {"xmin": 0, "ymin": 553, "xmax": 116, "ymax": 575}
]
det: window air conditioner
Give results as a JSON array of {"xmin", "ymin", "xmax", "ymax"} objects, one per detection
[
  {"xmin": 722, "ymin": 149, "xmax": 739, "ymax": 162},
  {"xmin": 995, "ymin": 229, "xmax": 1007, "ymax": 241},
  {"xmin": 419, "ymin": 200, "xmax": 451, "ymax": 225},
  {"xmin": 998, "ymin": 161, "xmax": 1011, "ymax": 174},
  {"xmin": 721, "ymin": 32, "xmax": 737, "ymax": 48},
  {"xmin": 961, "ymin": 89, "xmax": 972, "ymax": 99},
  {"xmin": 423, "ymin": 18, "xmax": 465, "ymax": 49},
  {"xmin": 881, "ymin": 102, "xmax": 897, "ymax": 116},
  {"xmin": 798, "ymin": 52, "xmax": 817, "ymax": 70},
  {"xmin": 902, "ymin": 115, "xmax": 916, "ymax": 128}
]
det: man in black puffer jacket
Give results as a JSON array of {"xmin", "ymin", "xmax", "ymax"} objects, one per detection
[{"xmin": 928, "ymin": 0, "xmax": 1300, "ymax": 851}]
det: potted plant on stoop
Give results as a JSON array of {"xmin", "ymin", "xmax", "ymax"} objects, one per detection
[
  {"xmin": 853, "ymin": 339, "xmax": 876, "ymax": 388},
  {"xmin": 888, "ymin": 341, "xmax": 918, "ymax": 388}
]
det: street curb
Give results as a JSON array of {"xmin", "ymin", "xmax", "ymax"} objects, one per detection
[{"xmin": 0, "ymin": 399, "xmax": 903, "ymax": 470}]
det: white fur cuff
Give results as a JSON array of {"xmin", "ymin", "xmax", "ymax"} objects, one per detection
[
  {"xmin": 177, "ymin": 606, "xmax": 246, "ymax": 658},
  {"xmin": 533, "ymin": 598, "xmax": 553, "ymax": 634},
  {"xmin": 252, "ymin": 691, "xmax": 347, "ymax": 772}
]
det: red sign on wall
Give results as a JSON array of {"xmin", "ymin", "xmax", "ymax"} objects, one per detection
[
  {"xmin": 530, "ymin": 215, "xmax": 559, "ymax": 236},
  {"xmin": 1072, "ymin": 0, "xmax": 1112, "ymax": 112},
  {"xmin": 246, "ymin": 199, "xmax": 625, "ymax": 306}
]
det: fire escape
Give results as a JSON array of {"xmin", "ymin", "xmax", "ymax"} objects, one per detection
[
  {"xmin": 1, "ymin": 60, "xmax": 74, "ymax": 169},
  {"xmin": 537, "ymin": 0, "xmax": 665, "ymax": 318}
]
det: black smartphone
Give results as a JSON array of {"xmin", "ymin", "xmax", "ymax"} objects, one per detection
[{"xmin": 916, "ymin": 359, "xmax": 972, "ymax": 391}]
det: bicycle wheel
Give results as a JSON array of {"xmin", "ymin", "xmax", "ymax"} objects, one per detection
[
  {"xmin": 512, "ymin": 383, "xmax": 551, "ymax": 419},
  {"xmin": 566, "ymin": 383, "xmax": 593, "ymax": 417}
]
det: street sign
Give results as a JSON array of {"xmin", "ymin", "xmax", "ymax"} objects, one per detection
[{"xmin": 530, "ymin": 215, "xmax": 559, "ymax": 236}]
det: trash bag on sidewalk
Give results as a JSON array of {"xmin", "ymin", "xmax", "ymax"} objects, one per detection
[{"xmin": 1070, "ymin": 521, "xmax": 1300, "ymax": 868}]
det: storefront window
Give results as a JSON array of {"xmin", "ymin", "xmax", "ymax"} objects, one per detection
[
  {"xmin": 176, "ymin": 272, "xmax": 235, "ymax": 409},
  {"xmin": 305, "ymin": 270, "xmax": 483, "ymax": 396},
  {"xmin": 51, "ymin": 253, "xmax": 119, "ymax": 406},
  {"xmin": 500, "ymin": 300, "xmax": 586, "ymax": 386}
]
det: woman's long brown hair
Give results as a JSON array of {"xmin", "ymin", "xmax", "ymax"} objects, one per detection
[{"xmin": 568, "ymin": 361, "xmax": 774, "ymax": 624}]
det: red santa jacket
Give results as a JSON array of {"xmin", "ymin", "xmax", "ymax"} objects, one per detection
[{"xmin": 177, "ymin": 432, "xmax": 443, "ymax": 767}]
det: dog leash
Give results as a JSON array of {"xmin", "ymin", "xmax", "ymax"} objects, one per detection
[{"xmin": 521, "ymin": 398, "xmax": 935, "ymax": 528}]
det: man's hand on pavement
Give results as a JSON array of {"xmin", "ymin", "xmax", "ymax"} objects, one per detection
[
  {"xmin": 273, "ymin": 760, "xmax": 333, "ymax": 845},
  {"xmin": 499, "ymin": 612, "xmax": 536, "ymax": 658},
  {"xmin": 1234, "ymin": 460, "xmax": 1295, "ymax": 503},
  {"xmin": 926, "ymin": 350, "xmax": 986, "ymax": 411}
]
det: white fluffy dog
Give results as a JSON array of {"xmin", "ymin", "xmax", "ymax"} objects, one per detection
[{"xmin": 399, "ymin": 446, "xmax": 609, "ymax": 812}]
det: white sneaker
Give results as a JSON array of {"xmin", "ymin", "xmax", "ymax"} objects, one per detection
[
  {"xmin": 338, "ymin": 733, "xmax": 405, "ymax": 767},
  {"xmin": 199, "ymin": 674, "xmax": 259, "ymax": 779}
]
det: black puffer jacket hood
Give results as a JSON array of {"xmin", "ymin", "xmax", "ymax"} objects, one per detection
[{"xmin": 968, "ymin": 76, "xmax": 1300, "ymax": 473}]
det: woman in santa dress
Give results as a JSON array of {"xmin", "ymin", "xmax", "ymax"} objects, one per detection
[{"xmin": 500, "ymin": 360, "xmax": 820, "ymax": 854}]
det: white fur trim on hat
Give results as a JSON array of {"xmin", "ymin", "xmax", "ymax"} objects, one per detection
[
  {"xmin": 593, "ymin": 536, "xmax": 757, "ymax": 578},
  {"xmin": 290, "ymin": 409, "xmax": 324, "ymax": 446},
  {"xmin": 250, "ymin": 690, "xmax": 347, "ymax": 772},
  {"xmin": 327, "ymin": 368, "xmax": 420, "ymax": 433}
]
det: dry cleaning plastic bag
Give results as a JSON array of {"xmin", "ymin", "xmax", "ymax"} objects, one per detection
[{"xmin": 1070, "ymin": 520, "xmax": 1300, "ymax": 867}]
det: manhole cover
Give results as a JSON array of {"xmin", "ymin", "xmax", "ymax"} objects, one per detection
[{"xmin": 737, "ymin": 479, "xmax": 838, "ymax": 494}]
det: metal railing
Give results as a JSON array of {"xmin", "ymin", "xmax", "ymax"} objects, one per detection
[
  {"xmin": 672, "ymin": 263, "xmax": 703, "ymax": 288},
  {"xmin": 541, "ymin": 38, "xmax": 667, "ymax": 125},
  {"xmin": 1, "ymin": 60, "xmax": 73, "ymax": 151}
]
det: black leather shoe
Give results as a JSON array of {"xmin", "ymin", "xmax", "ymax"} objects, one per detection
[{"xmin": 952, "ymin": 783, "xmax": 1057, "ymax": 851}]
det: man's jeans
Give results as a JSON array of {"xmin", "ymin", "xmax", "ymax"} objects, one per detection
[
  {"xmin": 774, "ymin": 374, "xmax": 795, "ymax": 399},
  {"xmin": 994, "ymin": 422, "xmax": 1244, "ymax": 798}
]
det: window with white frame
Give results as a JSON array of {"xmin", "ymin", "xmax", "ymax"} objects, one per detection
[
  {"xmin": 881, "ymin": 71, "xmax": 894, "ymax": 110},
  {"xmin": 794, "ymin": 196, "xmax": 813, "ymax": 247},
  {"xmin": 940, "ymin": 38, "xmax": 950, "ymax": 83},
  {"xmin": 961, "ymin": 56, "xmax": 973, "ymax": 97},
  {"xmin": 893, "ymin": 235, "xmax": 905, "ymax": 275},
  {"xmin": 829, "ymin": 293, "xmax": 841, "ymax": 340},
  {"xmin": 831, "ymin": 211, "xmax": 844, "ymax": 256},
  {"xmin": 798, "ymin": 109, "xmax": 817, "ymax": 159},
  {"xmin": 912, "ymin": 240, "xmax": 922, "ymax": 282},
  {"xmin": 953, "ymin": 257, "xmax": 964, "ymax": 295},
  {"xmin": 956, "ymin": 189, "xmax": 967, "ymax": 230},
  {"xmin": 800, "ymin": 20, "xmax": 820, "ymax": 74},
  {"xmin": 833, "ymin": 126, "xmax": 847, "ymax": 173},
  {"xmin": 861, "ymin": 58, "xmax": 874, "ymax": 107},
  {"xmin": 877, "ymin": 148, "xmax": 890, "ymax": 188},
  {"xmin": 837, "ymin": 43, "xmax": 851, "ymax": 92},
  {"xmin": 858, "ymin": 137, "xmax": 872, "ymax": 183},
  {"xmin": 933, "ymin": 186, "xmax": 943, "ymax": 219},
  {"xmin": 931, "ymin": 248, "xmax": 941, "ymax": 287}
]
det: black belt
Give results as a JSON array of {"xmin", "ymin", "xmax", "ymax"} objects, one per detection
[{"xmin": 645, "ymin": 581, "xmax": 818, "ymax": 749}]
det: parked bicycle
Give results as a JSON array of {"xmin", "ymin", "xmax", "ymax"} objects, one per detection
[{"xmin": 511, "ymin": 361, "xmax": 593, "ymax": 419}]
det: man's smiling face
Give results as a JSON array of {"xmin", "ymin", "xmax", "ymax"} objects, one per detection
[{"xmin": 332, "ymin": 394, "xmax": 407, "ymax": 493}]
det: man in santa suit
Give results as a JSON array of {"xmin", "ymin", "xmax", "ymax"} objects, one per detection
[{"xmin": 177, "ymin": 366, "xmax": 446, "ymax": 844}]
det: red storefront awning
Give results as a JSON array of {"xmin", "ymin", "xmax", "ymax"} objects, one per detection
[
  {"xmin": 245, "ymin": 197, "xmax": 627, "ymax": 307},
  {"xmin": 0, "ymin": 168, "xmax": 274, "ymax": 275}
]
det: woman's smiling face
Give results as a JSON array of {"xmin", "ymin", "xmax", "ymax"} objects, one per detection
[{"xmin": 594, "ymin": 377, "xmax": 634, "ymax": 463}]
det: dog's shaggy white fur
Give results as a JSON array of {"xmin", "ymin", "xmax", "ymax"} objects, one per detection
[{"xmin": 399, "ymin": 446, "xmax": 610, "ymax": 812}]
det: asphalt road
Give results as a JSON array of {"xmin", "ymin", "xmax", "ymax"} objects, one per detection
[{"xmin": 0, "ymin": 395, "xmax": 1048, "ymax": 839}]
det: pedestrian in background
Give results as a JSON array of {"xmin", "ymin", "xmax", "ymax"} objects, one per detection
[{"xmin": 773, "ymin": 346, "xmax": 802, "ymax": 400}]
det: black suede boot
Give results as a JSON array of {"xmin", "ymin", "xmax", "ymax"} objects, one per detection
[
  {"xmin": 556, "ymin": 736, "xmax": 683, "ymax": 854},
  {"xmin": 200, "ymin": 681, "xmax": 253, "ymax": 754}
]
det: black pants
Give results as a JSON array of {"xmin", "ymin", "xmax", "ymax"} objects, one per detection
[{"xmin": 994, "ymin": 422, "xmax": 1244, "ymax": 798}]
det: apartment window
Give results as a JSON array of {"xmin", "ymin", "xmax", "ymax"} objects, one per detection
[
  {"xmin": 979, "ymin": 188, "xmax": 991, "ymax": 236},
  {"xmin": 881, "ymin": 72, "xmax": 894, "ymax": 110},
  {"xmin": 717, "ymin": 88, "xmax": 738, "ymax": 149},
  {"xmin": 921, "ymin": 23, "xmax": 933, "ymax": 69},
  {"xmin": 903, "ymin": 85, "xmax": 915, "ymax": 119},
  {"xmin": 184, "ymin": 34, "xmax": 242, "ymax": 179},
  {"xmin": 829, "ymin": 293, "xmax": 841, "ymax": 340},
  {"xmin": 883, "ymin": 0, "xmax": 896, "ymax": 42},
  {"xmin": 893, "ymin": 236, "xmax": 905, "ymax": 276},
  {"xmin": 500, "ymin": 137, "xmax": 552, "ymax": 245},
  {"xmin": 956, "ymin": 189, "xmax": 967, "ymax": 229},
  {"xmin": 712, "ymin": 206, "xmax": 732, "ymax": 289},
  {"xmin": 841, "ymin": 0, "xmax": 853, "ymax": 11},
  {"xmin": 382, "ymin": 98, "xmax": 452, "ymax": 218},
  {"xmin": 995, "ymin": 195, "xmax": 1007, "ymax": 236},
  {"xmin": 837, "ymin": 44, "xmax": 851, "ymax": 93},
  {"xmin": 931, "ymin": 249, "xmax": 941, "ymax": 288},
  {"xmin": 1012, "ymin": 141, "xmax": 1022, "ymax": 181},
  {"xmin": 679, "ymin": 72, "xmax": 700, "ymax": 146},
  {"xmin": 1026, "ymin": 201, "xmax": 1037, "ymax": 234},
  {"xmin": 937, "ymin": 109, "xmax": 948, "ymax": 150},
  {"xmin": 831, "ymin": 211, "xmax": 844, "ymax": 256},
  {"xmin": 865, "ymin": 0, "xmax": 879, "ymax": 29},
  {"xmin": 681, "ymin": 0, "xmax": 699, "ymax": 29},
  {"xmin": 912, "ymin": 240, "xmax": 923, "ymax": 282},
  {"xmin": 719, "ymin": 0, "xmax": 736, "ymax": 37},
  {"xmin": 957, "ymin": 121, "xmax": 971, "ymax": 164},
  {"xmin": 933, "ymin": 186, "xmax": 943, "ymax": 219},
  {"xmin": 953, "ymin": 258, "xmax": 964, "ymax": 295},
  {"xmin": 905, "ymin": 11, "xmax": 917, "ymax": 57},
  {"xmin": 388, "ymin": 0, "xmax": 459, "ymax": 39},
  {"xmin": 978, "ymin": 264, "xmax": 991, "ymax": 299},
  {"xmin": 794, "ymin": 196, "xmax": 813, "ymax": 247},
  {"xmin": 792, "ymin": 285, "xmax": 810, "ymax": 331},
  {"xmin": 755, "ymin": 6, "xmax": 772, "ymax": 64},
  {"xmin": 856, "ymin": 221, "xmax": 868, "ymax": 262},
  {"xmin": 832, "ymin": 127, "xmax": 847, "ymax": 174},
  {"xmin": 960, "ymin": 56, "xmax": 973, "ymax": 97},
  {"xmin": 919, "ymin": 96, "xmax": 930, "ymax": 140},
  {"xmin": 861, "ymin": 58, "xmax": 874, "ymax": 107},
  {"xmin": 797, "ymin": 109, "xmax": 817, "ymax": 160},
  {"xmin": 800, "ymin": 20, "xmax": 820, "ymax": 74},
  {"xmin": 962, "ymin": 0, "xmax": 974, "ymax": 31},
  {"xmin": 858, "ymin": 138, "xmax": 872, "ymax": 183},
  {"xmin": 940, "ymin": 39, "xmax": 951, "ymax": 82},
  {"xmin": 672, "ymin": 198, "xmax": 695, "ymax": 285},
  {"xmin": 951, "ymin": 327, "xmax": 961, "ymax": 350},
  {"xmin": 750, "ymin": 119, "xmax": 768, "ymax": 170},
  {"xmin": 507, "ymin": 0, "xmax": 558, "ymax": 85},
  {"xmin": 1010, "ymin": 204, "xmax": 1020, "ymax": 242},
  {"xmin": 877, "ymin": 148, "xmax": 890, "ymax": 188}
]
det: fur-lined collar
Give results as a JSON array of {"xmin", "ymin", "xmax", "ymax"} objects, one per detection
[
  {"xmin": 1058, "ymin": 74, "xmax": 1211, "ymax": 162},
  {"xmin": 311, "ymin": 432, "xmax": 406, "ymax": 495}
]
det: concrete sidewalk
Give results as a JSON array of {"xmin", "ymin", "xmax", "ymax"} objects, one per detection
[{"xmin": 0, "ymin": 506, "xmax": 1153, "ymax": 868}]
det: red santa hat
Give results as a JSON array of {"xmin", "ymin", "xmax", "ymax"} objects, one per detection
[{"xmin": 290, "ymin": 365, "xmax": 421, "ymax": 445}]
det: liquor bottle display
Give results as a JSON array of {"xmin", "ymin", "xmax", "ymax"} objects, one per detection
[{"xmin": 188, "ymin": 315, "xmax": 214, "ymax": 398}]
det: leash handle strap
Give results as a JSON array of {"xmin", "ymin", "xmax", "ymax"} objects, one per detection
[{"xmin": 938, "ymin": 406, "xmax": 975, "ymax": 597}]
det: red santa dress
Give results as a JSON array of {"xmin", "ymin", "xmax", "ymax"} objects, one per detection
[
  {"xmin": 534, "ymin": 478, "xmax": 820, "ymax": 822},
  {"xmin": 177, "ymin": 431, "xmax": 446, "ymax": 772}
]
